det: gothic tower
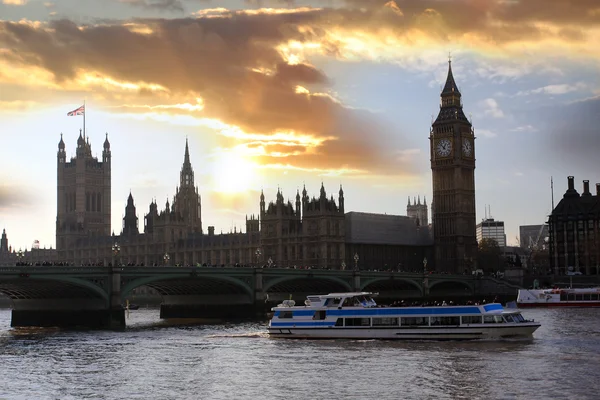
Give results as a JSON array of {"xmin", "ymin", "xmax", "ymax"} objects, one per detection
[
  {"xmin": 172, "ymin": 138, "xmax": 202, "ymax": 234},
  {"xmin": 0, "ymin": 229, "xmax": 7, "ymax": 252},
  {"xmin": 122, "ymin": 192, "xmax": 139, "ymax": 236},
  {"xmin": 56, "ymin": 132, "xmax": 111, "ymax": 258},
  {"xmin": 430, "ymin": 60, "xmax": 477, "ymax": 273},
  {"xmin": 407, "ymin": 196, "xmax": 428, "ymax": 226}
]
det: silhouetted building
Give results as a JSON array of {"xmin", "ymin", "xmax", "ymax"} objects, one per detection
[
  {"xmin": 548, "ymin": 176, "xmax": 600, "ymax": 275},
  {"xmin": 0, "ymin": 229, "xmax": 7, "ymax": 253},
  {"xmin": 430, "ymin": 60, "xmax": 477, "ymax": 273},
  {"xmin": 56, "ymin": 132, "xmax": 111, "ymax": 260},
  {"xmin": 476, "ymin": 218, "xmax": 506, "ymax": 247},
  {"xmin": 407, "ymin": 196, "xmax": 428, "ymax": 226},
  {"xmin": 122, "ymin": 192, "xmax": 139, "ymax": 236}
]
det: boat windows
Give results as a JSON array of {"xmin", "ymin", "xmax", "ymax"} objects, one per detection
[
  {"xmin": 335, "ymin": 318, "xmax": 343, "ymax": 327},
  {"xmin": 400, "ymin": 317, "xmax": 428, "ymax": 327},
  {"xmin": 461, "ymin": 316, "xmax": 482, "ymax": 324},
  {"xmin": 324, "ymin": 298, "xmax": 342, "ymax": 307},
  {"xmin": 280, "ymin": 311, "xmax": 293, "ymax": 319},
  {"xmin": 503, "ymin": 315, "xmax": 515, "ymax": 323},
  {"xmin": 345, "ymin": 318, "xmax": 370, "ymax": 327},
  {"xmin": 430, "ymin": 316, "xmax": 460, "ymax": 326},
  {"xmin": 512, "ymin": 314, "xmax": 525, "ymax": 322},
  {"xmin": 483, "ymin": 316, "xmax": 496, "ymax": 324},
  {"xmin": 313, "ymin": 310, "xmax": 327, "ymax": 320},
  {"xmin": 372, "ymin": 317, "xmax": 399, "ymax": 327}
]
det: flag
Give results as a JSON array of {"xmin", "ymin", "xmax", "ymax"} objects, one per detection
[{"xmin": 67, "ymin": 105, "xmax": 85, "ymax": 116}]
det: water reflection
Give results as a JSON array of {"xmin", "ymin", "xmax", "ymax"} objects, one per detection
[{"xmin": 0, "ymin": 308, "xmax": 599, "ymax": 400}]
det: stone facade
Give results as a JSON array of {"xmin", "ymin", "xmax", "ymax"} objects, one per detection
[
  {"xmin": 430, "ymin": 61, "xmax": 478, "ymax": 273},
  {"xmin": 548, "ymin": 176, "xmax": 600, "ymax": 275}
]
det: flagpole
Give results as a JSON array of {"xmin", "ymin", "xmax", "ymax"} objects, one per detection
[{"xmin": 83, "ymin": 99, "xmax": 86, "ymax": 139}]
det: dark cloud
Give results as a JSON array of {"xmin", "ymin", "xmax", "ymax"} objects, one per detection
[
  {"xmin": 118, "ymin": 0, "xmax": 185, "ymax": 12},
  {"xmin": 0, "ymin": 185, "xmax": 31, "ymax": 211}
]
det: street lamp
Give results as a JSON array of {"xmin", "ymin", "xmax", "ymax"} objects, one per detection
[
  {"xmin": 267, "ymin": 257, "xmax": 273, "ymax": 269},
  {"xmin": 423, "ymin": 257, "xmax": 428, "ymax": 274},
  {"xmin": 164, "ymin": 253, "xmax": 170, "ymax": 266},
  {"xmin": 255, "ymin": 248, "xmax": 262, "ymax": 267},
  {"xmin": 341, "ymin": 261, "xmax": 346, "ymax": 271},
  {"xmin": 111, "ymin": 242, "xmax": 120, "ymax": 267},
  {"xmin": 354, "ymin": 253, "xmax": 359, "ymax": 271}
]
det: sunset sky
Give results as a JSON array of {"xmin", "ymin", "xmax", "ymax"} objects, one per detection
[{"xmin": 1, "ymin": 0, "xmax": 600, "ymax": 251}]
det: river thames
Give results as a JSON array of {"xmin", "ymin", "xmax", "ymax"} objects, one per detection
[{"xmin": 1, "ymin": 307, "xmax": 599, "ymax": 400}]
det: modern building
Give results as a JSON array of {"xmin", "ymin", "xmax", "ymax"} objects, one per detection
[
  {"xmin": 430, "ymin": 60, "xmax": 478, "ymax": 273},
  {"xmin": 519, "ymin": 224, "xmax": 549, "ymax": 250},
  {"xmin": 548, "ymin": 176, "xmax": 600, "ymax": 275},
  {"xmin": 476, "ymin": 218, "xmax": 506, "ymax": 247}
]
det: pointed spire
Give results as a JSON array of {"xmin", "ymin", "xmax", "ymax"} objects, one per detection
[
  {"xmin": 418, "ymin": 195, "xmax": 421, "ymax": 205},
  {"xmin": 441, "ymin": 58, "xmax": 461, "ymax": 96},
  {"xmin": 408, "ymin": 196, "xmax": 411, "ymax": 206},
  {"xmin": 424, "ymin": 196, "xmax": 427, "ymax": 205},
  {"xmin": 339, "ymin": 184, "xmax": 344, "ymax": 196},
  {"xmin": 184, "ymin": 137, "xmax": 191, "ymax": 167}
]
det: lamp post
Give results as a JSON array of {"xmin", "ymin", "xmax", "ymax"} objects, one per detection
[
  {"xmin": 255, "ymin": 248, "xmax": 262, "ymax": 267},
  {"xmin": 341, "ymin": 261, "xmax": 346, "ymax": 271},
  {"xmin": 422, "ymin": 257, "xmax": 429, "ymax": 297},
  {"xmin": 353, "ymin": 253, "xmax": 359, "ymax": 271},
  {"xmin": 163, "ymin": 253, "xmax": 170, "ymax": 266},
  {"xmin": 16, "ymin": 249, "xmax": 24, "ymax": 266},
  {"xmin": 423, "ymin": 257, "xmax": 428, "ymax": 274},
  {"xmin": 111, "ymin": 242, "xmax": 120, "ymax": 267},
  {"xmin": 267, "ymin": 257, "xmax": 273, "ymax": 269}
]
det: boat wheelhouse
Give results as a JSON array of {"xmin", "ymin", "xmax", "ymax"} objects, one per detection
[
  {"xmin": 517, "ymin": 287, "xmax": 600, "ymax": 307},
  {"xmin": 268, "ymin": 292, "xmax": 540, "ymax": 340}
]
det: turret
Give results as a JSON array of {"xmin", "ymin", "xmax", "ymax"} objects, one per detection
[{"xmin": 338, "ymin": 184, "xmax": 345, "ymax": 213}]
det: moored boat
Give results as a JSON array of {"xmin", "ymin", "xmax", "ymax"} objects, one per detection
[
  {"xmin": 268, "ymin": 292, "xmax": 540, "ymax": 340},
  {"xmin": 517, "ymin": 287, "xmax": 600, "ymax": 307}
]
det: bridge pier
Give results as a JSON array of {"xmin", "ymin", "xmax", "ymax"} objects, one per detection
[{"xmin": 11, "ymin": 309, "xmax": 124, "ymax": 330}]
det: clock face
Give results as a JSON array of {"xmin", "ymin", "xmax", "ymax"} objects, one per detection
[
  {"xmin": 435, "ymin": 138, "xmax": 452, "ymax": 157},
  {"xmin": 462, "ymin": 138, "xmax": 472, "ymax": 157}
]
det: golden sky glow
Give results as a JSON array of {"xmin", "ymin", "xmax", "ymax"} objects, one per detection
[{"xmin": 1, "ymin": 0, "xmax": 600, "ymax": 249}]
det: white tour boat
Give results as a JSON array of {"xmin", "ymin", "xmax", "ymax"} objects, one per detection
[
  {"xmin": 517, "ymin": 287, "xmax": 600, "ymax": 307},
  {"xmin": 268, "ymin": 292, "xmax": 540, "ymax": 340}
]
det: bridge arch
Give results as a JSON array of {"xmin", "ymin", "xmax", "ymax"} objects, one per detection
[
  {"xmin": 263, "ymin": 275, "xmax": 352, "ymax": 293},
  {"xmin": 120, "ymin": 274, "xmax": 254, "ymax": 300},
  {"xmin": 428, "ymin": 280, "xmax": 474, "ymax": 296},
  {"xmin": 0, "ymin": 276, "xmax": 110, "ymax": 303},
  {"xmin": 360, "ymin": 277, "xmax": 422, "ymax": 293}
]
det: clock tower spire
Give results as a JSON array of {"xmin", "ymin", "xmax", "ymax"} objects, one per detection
[{"xmin": 430, "ymin": 60, "xmax": 477, "ymax": 273}]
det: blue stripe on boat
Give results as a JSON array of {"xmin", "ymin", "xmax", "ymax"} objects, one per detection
[
  {"xmin": 270, "ymin": 321, "xmax": 336, "ymax": 327},
  {"xmin": 483, "ymin": 304, "xmax": 503, "ymax": 312},
  {"xmin": 326, "ymin": 307, "xmax": 481, "ymax": 316},
  {"xmin": 274, "ymin": 310, "xmax": 315, "ymax": 317}
]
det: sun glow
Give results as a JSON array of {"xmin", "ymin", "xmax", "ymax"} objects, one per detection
[{"xmin": 212, "ymin": 152, "xmax": 258, "ymax": 194}]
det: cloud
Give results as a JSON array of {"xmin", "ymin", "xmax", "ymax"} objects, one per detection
[
  {"xmin": 480, "ymin": 98, "xmax": 505, "ymax": 118},
  {"xmin": 2, "ymin": 0, "xmax": 27, "ymax": 5},
  {"xmin": 0, "ymin": 15, "xmax": 420, "ymax": 178},
  {"xmin": 477, "ymin": 129, "xmax": 497, "ymax": 138},
  {"xmin": 516, "ymin": 82, "xmax": 587, "ymax": 96},
  {"xmin": 117, "ymin": 0, "xmax": 184, "ymax": 12},
  {"xmin": 0, "ymin": 184, "xmax": 31, "ymax": 211}
]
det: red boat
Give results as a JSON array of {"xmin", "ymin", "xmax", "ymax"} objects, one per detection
[{"xmin": 517, "ymin": 287, "xmax": 600, "ymax": 307}]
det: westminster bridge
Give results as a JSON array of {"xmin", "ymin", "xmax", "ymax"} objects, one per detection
[{"xmin": 0, "ymin": 266, "xmax": 522, "ymax": 330}]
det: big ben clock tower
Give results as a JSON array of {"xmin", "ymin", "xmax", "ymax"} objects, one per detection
[{"xmin": 430, "ymin": 60, "xmax": 477, "ymax": 273}]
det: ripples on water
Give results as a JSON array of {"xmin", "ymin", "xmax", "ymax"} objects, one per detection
[{"xmin": 1, "ymin": 308, "xmax": 600, "ymax": 400}]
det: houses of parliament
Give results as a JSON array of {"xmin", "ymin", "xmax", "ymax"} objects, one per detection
[{"xmin": 3, "ymin": 61, "xmax": 477, "ymax": 272}]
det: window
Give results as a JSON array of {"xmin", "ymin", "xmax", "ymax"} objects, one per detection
[
  {"xmin": 400, "ymin": 317, "xmax": 428, "ymax": 327},
  {"xmin": 279, "ymin": 311, "xmax": 293, "ymax": 319},
  {"xmin": 503, "ymin": 315, "xmax": 514, "ymax": 323},
  {"xmin": 345, "ymin": 318, "xmax": 370, "ymax": 327},
  {"xmin": 372, "ymin": 317, "xmax": 399, "ymax": 327},
  {"xmin": 461, "ymin": 316, "xmax": 482, "ymax": 324},
  {"xmin": 313, "ymin": 310, "xmax": 327, "ymax": 320},
  {"xmin": 430, "ymin": 316, "xmax": 460, "ymax": 326}
]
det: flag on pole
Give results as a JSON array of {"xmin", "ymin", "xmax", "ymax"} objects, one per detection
[{"xmin": 67, "ymin": 105, "xmax": 85, "ymax": 116}]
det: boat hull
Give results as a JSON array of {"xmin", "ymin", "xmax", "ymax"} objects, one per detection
[{"xmin": 268, "ymin": 323, "xmax": 540, "ymax": 340}]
